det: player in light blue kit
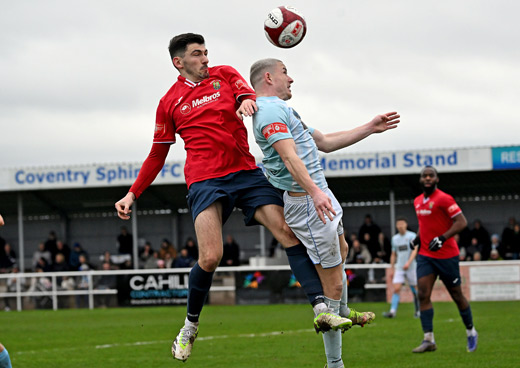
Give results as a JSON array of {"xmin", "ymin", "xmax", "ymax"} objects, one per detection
[
  {"xmin": 248, "ymin": 58, "xmax": 399, "ymax": 368},
  {"xmin": 383, "ymin": 217, "xmax": 420, "ymax": 318}
]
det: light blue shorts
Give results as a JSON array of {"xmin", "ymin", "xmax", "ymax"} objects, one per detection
[{"xmin": 283, "ymin": 188, "xmax": 343, "ymax": 268}]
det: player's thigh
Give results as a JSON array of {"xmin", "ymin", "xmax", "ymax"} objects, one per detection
[
  {"xmin": 254, "ymin": 204, "xmax": 299, "ymax": 247},
  {"xmin": 392, "ymin": 269, "xmax": 406, "ymax": 285},
  {"xmin": 194, "ymin": 202, "xmax": 224, "ymax": 268},
  {"xmin": 405, "ymin": 267, "xmax": 418, "ymax": 286}
]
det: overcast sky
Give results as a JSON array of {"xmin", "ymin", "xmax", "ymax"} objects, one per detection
[{"xmin": 1, "ymin": 0, "xmax": 518, "ymax": 169}]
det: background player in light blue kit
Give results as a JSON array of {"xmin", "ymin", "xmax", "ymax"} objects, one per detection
[
  {"xmin": 249, "ymin": 58, "xmax": 399, "ymax": 368},
  {"xmin": 383, "ymin": 217, "xmax": 420, "ymax": 318}
]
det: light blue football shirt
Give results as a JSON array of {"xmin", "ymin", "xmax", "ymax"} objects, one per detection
[
  {"xmin": 252, "ymin": 96, "xmax": 327, "ymax": 192},
  {"xmin": 391, "ymin": 230, "xmax": 417, "ymax": 270}
]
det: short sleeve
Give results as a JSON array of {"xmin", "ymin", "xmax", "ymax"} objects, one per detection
[
  {"xmin": 153, "ymin": 99, "xmax": 176, "ymax": 143},
  {"xmin": 257, "ymin": 106, "xmax": 293, "ymax": 146}
]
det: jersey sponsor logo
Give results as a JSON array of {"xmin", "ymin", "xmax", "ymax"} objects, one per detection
[
  {"xmin": 212, "ymin": 80, "xmax": 221, "ymax": 90},
  {"xmin": 180, "ymin": 103, "xmax": 192, "ymax": 115},
  {"xmin": 192, "ymin": 91, "xmax": 221, "ymax": 108},
  {"xmin": 448, "ymin": 203, "xmax": 460, "ymax": 214},
  {"xmin": 262, "ymin": 122, "xmax": 289, "ymax": 139},
  {"xmin": 235, "ymin": 79, "xmax": 245, "ymax": 90},
  {"xmin": 154, "ymin": 122, "xmax": 165, "ymax": 133},
  {"xmin": 417, "ymin": 209, "xmax": 432, "ymax": 216},
  {"xmin": 398, "ymin": 245, "xmax": 408, "ymax": 252}
]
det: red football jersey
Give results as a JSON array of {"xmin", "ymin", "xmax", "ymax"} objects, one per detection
[
  {"xmin": 414, "ymin": 189, "xmax": 462, "ymax": 259},
  {"xmin": 154, "ymin": 65, "xmax": 258, "ymax": 188}
]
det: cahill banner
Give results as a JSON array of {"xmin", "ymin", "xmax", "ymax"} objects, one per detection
[{"xmin": 0, "ymin": 146, "xmax": 498, "ymax": 191}]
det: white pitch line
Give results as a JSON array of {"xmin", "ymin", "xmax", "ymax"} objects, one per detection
[{"xmin": 14, "ymin": 328, "xmax": 315, "ymax": 355}]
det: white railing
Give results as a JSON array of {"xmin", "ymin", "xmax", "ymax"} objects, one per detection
[{"xmin": 0, "ymin": 264, "xmax": 389, "ymax": 311}]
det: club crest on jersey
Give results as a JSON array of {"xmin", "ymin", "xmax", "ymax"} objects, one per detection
[
  {"xmin": 180, "ymin": 103, "xmax": 192, "ymax": 115},
  {"xmin": 235, "ymin": 79, "xmax": 245, "ymax": 90},
  {"xmin": 429, "ymin": 202, "xmax": 434, "ymax": 209},
  {"xmin": 212, "ymin": 80, "xmax": 221, "ymax": 90},
  {"xmin": 262, "ymin": 122, "xmax": 288, "ymax": 139}
]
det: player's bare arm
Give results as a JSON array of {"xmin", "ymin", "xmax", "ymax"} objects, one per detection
[
  {"xmin": 236, "ymin": 98, "xmax": 258, "ymax": 120},
  {"xmin": 271, "ymin": 138, "xmax": 335, "ymax": 224},
  {"xmin": 115, "ymin": 192, "xmax": 136, "ymax": 220},
  {"xmin": 404, "ymin": 246, "xmax": 419, "ymax": 270},
  {"xmin": 312, "ymin": 112, "xmax": 400, "ymax": 153},
  {"xmin": 0, "ymin": 214, "xmax": 4, "ymax": 226},
  {"xmin": 442, "ymin": 212, "xmax": 468, "ymax": 240}
]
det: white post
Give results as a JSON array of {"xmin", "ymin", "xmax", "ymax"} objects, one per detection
[
  {"xmin": 132, "ymin": 202, "xmax": 139, "ymax": 269},
  {"xmin": 389, "ymin": 190, "xmax": 396, "ymax": 236},
  {"xmin": 17, "ymin": 193, "xmax": 25, "ymax": 272},
  {"xmin": 88, "ymin": 273, "xmax": 94, "ymax": 310},
  {"xmin": 259, "ymin": 226, "xmax": 266, "ymax": 257}
]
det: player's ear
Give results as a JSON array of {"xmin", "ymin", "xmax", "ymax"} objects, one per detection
[
  {"xmin": 172, "ymin": 56, "xmax": 183, "ymax": 69},
  {"xmin": 265, "ymin": 72, "xmax": 273, "ymax": 84}
]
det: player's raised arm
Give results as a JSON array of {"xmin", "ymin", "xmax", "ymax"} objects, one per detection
[
  {"xmin": 271, "ymin": 138, "xmax": 335, "ymax": 224},
  {"xmin": 312, "ymin": 112, "xmax": 400, "ymax": 153}
]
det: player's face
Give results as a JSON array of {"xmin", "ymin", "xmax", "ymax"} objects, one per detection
[
  {"xmin": 396, "ymin": 220, "xmax": 407, "ymax": 235},
  {"xmin": 419, "ymin": 167, "xmax": 439, "ymax": 193},
  {"xmin": 271, "ymin": 62, "xmax": 294, "ymax": 101},
  {"xmin": 175, "ymin": 43, "xmax": 209, "ymax": 82}
]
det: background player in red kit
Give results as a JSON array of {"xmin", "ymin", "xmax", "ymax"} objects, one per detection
[
  {"xmin": 410, "ymin": 166, "xmax": 478, "ymax": 353},
  {"xmin": 114, "ymin": 33, "xmax": 349, "ymax": 362}
]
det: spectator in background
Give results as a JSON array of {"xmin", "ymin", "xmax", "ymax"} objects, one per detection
[
  {"xmin": 374, "ymin": 232, "xmax": 391, "ymax": 264},
  {"xmin": 69, "ymin": 243, "xmax": 87, "ymax": 271},
  {"xmin": 220, "ymin": 234, "xmax": 240, "ymax": 266},
  {"xmin": 159, "ymin": 238, "xmax": 177, "ymax": 260},
  {"xmin": 174, "ymin": 248, "xmax": 195, "ymax": 268},
  {"xmin": 469, "ymin": 220, "xmax": 490, "ymax": 252},
  {"xmin": 511, "ymin": 223, "xmax": 520, "ymax": 260},
  {"xmin": 139, "ymin": 242, "xmax": 154, "ymax": 268},
  {"xmin": 500, "ymin": 217, "xmax": 516, "ymax": 258},
  {"xmin": 56, "ymin": 241, "xmax": 71, "ymax": 264},
  {"xmin": 35, "ymin": 257, "xmax": 52, "ymax": 272},
  {"xmin": 0, "ymin": 244, "xmax": 16, "ymax": 273},
  {"xmin": 99, "ymin": 251, "xmax": 117, "ymax": 269},
  {"xmin": 489, "ymin": 249, "xmax": 502, "ymax": 261},
  {"xmin": 32, "ymin": 242, "xmax": 52, "ymax": 271},
  {"xmin": 457, "ymin": 226, "xmax": 472, "ymax": 250},
  {"xmin": 164, "ymin": 252, "xmax": 175, "ymax": 268},
  {"xmin": 53, "ymin": 253, "xmax": 69, "ymax": 272},
  {"xmin": 117, "ymin": 226, "xmax": 133, "ymax": 256},
  {"xmin": 358, "ymin": 214, "xmax": 381, "ymax": 258},
  {"xmin": 466, "ymin": 238, "xmax": 482, "ymax": 261},
  {"xmin": 184, "ymin": 237, "xmax": 198, "ymax": 261},
  {"xmin": 144, "ymin": 251, "xmax": 160, "ymax": 269},
  {"xmin": 76, "ymin": 254, "xmax": 91, "ymax": 308},
  {"xmin": 44, "ymin": 231, "xmax": 58, "ymax": 258},
  {"xmin": 472, "ymin": 252, "xmax": 482, "ymax": 261},
  {"xmin": 347, "ymin": 239, "xmax": 372, "ymax": 264},
  {"xmin": 96, "ymin": 262, "xmax": 118, "ymax": 308},
  {"xmin": 5, "ymin": 264, "xmax": 25, "ymax": 311}
]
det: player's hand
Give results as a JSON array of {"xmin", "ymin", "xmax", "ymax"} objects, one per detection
[
  {"xmin": 428, "ymin": 235, "xmax": 446, "ymax": 252},
  {"xmin": 370, "ymin": 112, "xmax": 400, "ymax": 133},
  {"xmin": 410, "ymin": 235, "xmax": 420, "ymax": 250},
  {"xmin": 403, "ymin": 262, "xmax": 409, "ymax": 270},
  {"xmin": 312, "ymin": 190, "xmax": 336, "ymax": 224},
  {"xmin": 115, "ymin": 192, "xmax": 135, "ymax": 220},
  {"xmin": 236, "ymin": 99, "xmax": 258, "ymax": 120}
]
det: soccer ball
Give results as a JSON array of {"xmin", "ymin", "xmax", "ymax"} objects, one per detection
[{"xmin": 264, "ymin": 6, "xmax": 307, "ymax": 48}]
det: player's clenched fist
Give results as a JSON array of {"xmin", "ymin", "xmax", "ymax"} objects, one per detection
[{"xmin": 115, "ymin": 192, "xmax": 135, "ymax": 220}]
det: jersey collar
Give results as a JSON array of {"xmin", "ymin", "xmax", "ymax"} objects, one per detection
[{"xmin": 177, "ymin": 75, "xmax": 201, "ymax": 88}]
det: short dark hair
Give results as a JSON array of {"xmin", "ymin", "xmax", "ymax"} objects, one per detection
[
  {"xmin": 168, "ymin": 33, "xmax": 205, "ymax": 60},
  {"xmin": 396, "ymin": 216, "xmax": 408, "ymax": 223}
]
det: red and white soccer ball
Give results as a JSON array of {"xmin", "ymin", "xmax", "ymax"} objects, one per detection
[{"xmin": 264, "ymin": 6, "xmax": 307, "ymax": 48}]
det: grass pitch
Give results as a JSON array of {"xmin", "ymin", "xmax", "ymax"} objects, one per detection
[{"xmin": 1, "ymin": 301, "xmax": 519, "ymax": 367}]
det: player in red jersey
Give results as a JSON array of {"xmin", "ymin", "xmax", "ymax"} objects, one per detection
[
  {"xmin": 115, "ymin": 33, "xmax": 349, "ymax": 362},
  {"xmin": 410, "ymin": 166, "xmax": 478, "ymax": 353}
]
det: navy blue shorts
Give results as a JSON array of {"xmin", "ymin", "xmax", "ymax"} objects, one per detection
[
  {"xmin": 416, "ymin": 254, "xmax": 462, "ymax": 287},
  {"xmin": 187, "ymin": 168, "xmax": 284, "ymax": 226}
]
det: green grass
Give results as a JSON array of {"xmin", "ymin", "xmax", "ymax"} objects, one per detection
[{"xmin": 1, "ymin": 301, "xmax": 519, "ymax": 367}]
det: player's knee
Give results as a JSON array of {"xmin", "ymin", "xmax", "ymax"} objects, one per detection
[
  {"xmin": 277, "ymin": 222, "xmax": 300, "ymax": 248},
  {"xmin": 199, "ymin": 254, "xmax": 221, "ymax": 271}
]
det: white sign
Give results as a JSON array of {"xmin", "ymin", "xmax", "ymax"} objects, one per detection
[
  {"xmin": 469, "ymin": 265, "xmax": 520, "ymax": 283},
  {"xmin": 470, "ymin": 284, "xmax": 520, "ymax": 301}
]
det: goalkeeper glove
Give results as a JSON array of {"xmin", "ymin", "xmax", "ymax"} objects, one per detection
[
  {"xmin": 429, "ymin": 235, "xmax": 446, "ymax": 252},
  {"xmin": 410, "ymin": 235, "xmax": 420, "ymax": 250}
]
